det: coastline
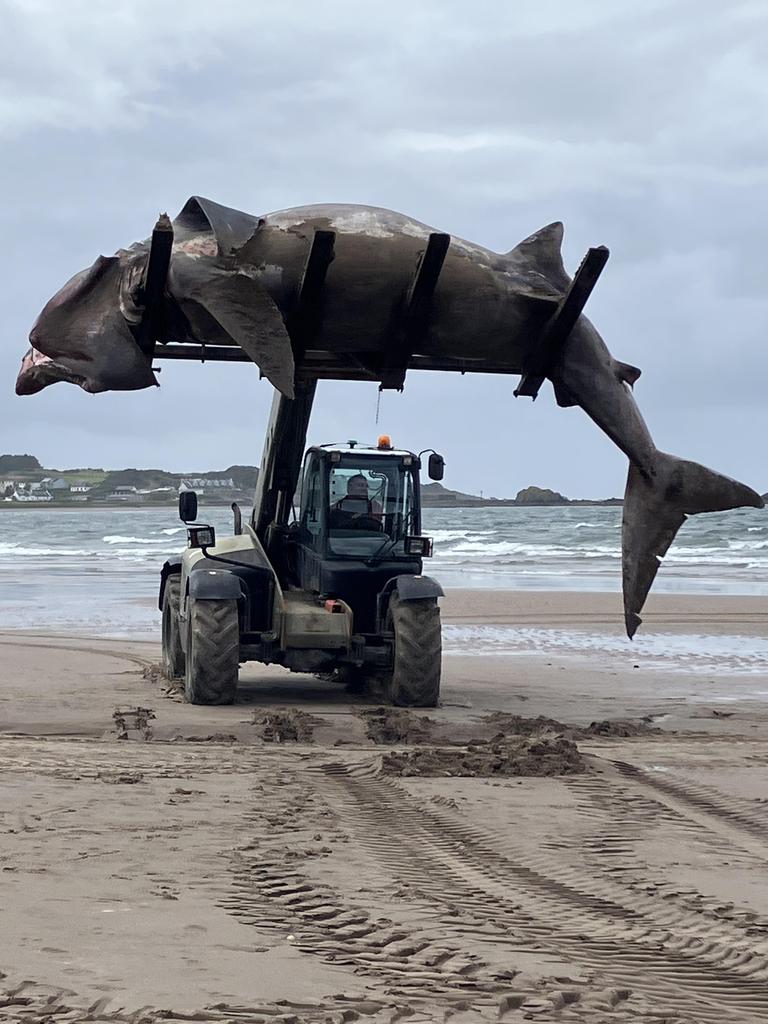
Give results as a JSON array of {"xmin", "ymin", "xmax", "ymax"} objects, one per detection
[
  {"xmin": 440, "ymin": 587, "xmax": 768, "ymax": 633},
  {"xmin": 0, "ymin": 499, "xmax": 633, "ymax": 510}
]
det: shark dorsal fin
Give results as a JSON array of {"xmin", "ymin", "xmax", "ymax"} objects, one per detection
[
  {"xmin": 174, "ymin": 196, "xmax": 261, "ymax": 256},
  {"xmin": 508, "ymin": 222, "xmax": 569, "ymax": 290}
]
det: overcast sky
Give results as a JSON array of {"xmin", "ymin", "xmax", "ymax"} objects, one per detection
[{"xmin": 2, "ymin": 0, "xmax": 766, "ymax": 498}]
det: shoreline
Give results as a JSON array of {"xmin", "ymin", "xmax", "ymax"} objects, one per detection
[
  {"xmin": 440, "ymin": 587, "xmax": 768, "ymax": 631},
  {"xmin": 3, "ymin": 591, "xmax": 766, "ymax": 670}
]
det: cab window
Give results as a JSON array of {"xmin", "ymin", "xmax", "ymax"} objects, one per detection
[
  {"xmin": 328, "ymin": 454, "xmax": 416, "ymax": 558},
  {"xmin": 300, "ymin": 455, "xmax": 323, "ymax": 542}
]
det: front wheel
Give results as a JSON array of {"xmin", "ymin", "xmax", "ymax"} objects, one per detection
[
  {"xmin": 184, "ymin": 598, "xmax": 240, "ymax": 705},
  {"xmin": 386, "ymin": 592, "xmax": 442, "ymax": 707},
  {"xmin": 161, "ymin": 578, "xmax": 185, "ymax": 680}
]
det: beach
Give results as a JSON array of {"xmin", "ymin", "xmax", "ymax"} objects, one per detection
[{"xmin": 2, "ymin": 584, "xmax": 768, "ymax": 1022}]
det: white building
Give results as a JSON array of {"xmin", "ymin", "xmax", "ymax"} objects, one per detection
[
  {"xmin": 179, "ymin": 477, "xmax": 235, "ymax": 492},
  {"xmin": 108, "ymin": 486, "xmax": 140, "ymax": 502},
  {"xmin": 12, "ymin": 490, "xmax": 52, "ymax": 502}
]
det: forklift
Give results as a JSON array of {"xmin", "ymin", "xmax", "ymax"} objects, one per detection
[{"xmin": 159, "ymin": 383, "xmax": 446, "ymax": 706}]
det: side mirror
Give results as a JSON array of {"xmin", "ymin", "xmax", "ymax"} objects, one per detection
[
  {"xmin": 428, "ymin": 453, "xmax": 445, "ymax": 481},
  {"xmin": 179, "ymin": 490, "xmax": 198, "ymax": 523}
]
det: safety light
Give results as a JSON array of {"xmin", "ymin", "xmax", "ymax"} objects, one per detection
[{"xmin": 377, "ymin": 434, "xmax": 393, "ymax": 449}]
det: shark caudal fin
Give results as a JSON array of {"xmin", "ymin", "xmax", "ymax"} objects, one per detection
[{"xmin": 622, "ymin": 452, "xmax": 764, "ymax": 638}]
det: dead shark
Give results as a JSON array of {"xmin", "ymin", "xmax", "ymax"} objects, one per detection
[{"xmin": 15, "ymin": 197, "xmax": 764, "ymax": 636}]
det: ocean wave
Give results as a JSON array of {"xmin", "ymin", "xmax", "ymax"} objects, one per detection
[
  {"xmin": 103, "ymin": 535, "xmax": 175, "ymax": 545},
  {"xmin": 0, "ymin": 544, "xmax": 98, "ymax": 557},
  {"xmin": 0, "ymin": 542, "xmax": 178, "ymax": 561},
  {"xmin": 441, "ymin": 540, "xmax": 623, "ymax": 559},
  {"xmin": 430, "ymin": 529, "xmax": 481, "ymax": 542},
  {"xmin": 3, "ymin": 507, "xmax": 768, "ymax": 629}
]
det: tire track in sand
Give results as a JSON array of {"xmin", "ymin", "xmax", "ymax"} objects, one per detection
[
  {"xmin": 564, "ymin": 763, "xmax": 768, "ymax": 938},
  {"xmin": 307, "ymin": 760, "xmax": 768, "ymax": 1023}
]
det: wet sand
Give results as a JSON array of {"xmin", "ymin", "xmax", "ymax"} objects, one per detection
[{"xmin": 1, "ymin": 589, "xmax": 767, "ymax": 1022}]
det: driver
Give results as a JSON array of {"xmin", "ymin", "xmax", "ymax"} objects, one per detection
[{"xmin": 330, "ymin": 474, "xmax": 383, "ymax": 528}]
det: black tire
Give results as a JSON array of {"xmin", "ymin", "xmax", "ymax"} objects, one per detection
[
  {"xmin": 184, "ymin": 598, "xmax": 240, "ymax": 705},
  {"xmin": 161, "ymin": 578, "xmax": 185, "ymax": 680},
  {"xmin": 386, "ymin": 592, "xmax": 441, "ymax": 707}
]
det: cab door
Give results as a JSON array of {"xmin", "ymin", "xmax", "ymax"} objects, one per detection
[{"xmin": 295, "ymin": 452, "xmax": 326, "ymax": 591}]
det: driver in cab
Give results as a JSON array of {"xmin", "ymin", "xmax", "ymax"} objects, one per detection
[{"xmin": 330, "ymin": 474, "xmax": 383, "ymax": 530}]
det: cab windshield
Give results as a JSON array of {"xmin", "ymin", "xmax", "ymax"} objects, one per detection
[{"xmin": 327, "ymin": 454, "xmax": 416, "ymax": 559}]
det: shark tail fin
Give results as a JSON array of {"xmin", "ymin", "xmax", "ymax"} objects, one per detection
[{"xmin": 622, "ymin": 452, "xmax": 763, "ymax": 638}]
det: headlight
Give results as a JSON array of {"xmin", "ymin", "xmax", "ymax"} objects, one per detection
[
  {"xmin": 405, "ymin": 535, "xmax": 433, "ymax": 557},
  {"xmin": 187, "ymin": 525, "xmax": 216, "ymax": 549}
]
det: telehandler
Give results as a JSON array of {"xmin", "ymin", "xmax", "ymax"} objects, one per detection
[{"xmin": 159, "ymin": 386, "xmax": 445, "ymax": 706}]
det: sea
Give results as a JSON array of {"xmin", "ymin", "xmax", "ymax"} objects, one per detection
[{"xmin": 1, "ymin": 505, "xmax": 767, "ymax": 676}]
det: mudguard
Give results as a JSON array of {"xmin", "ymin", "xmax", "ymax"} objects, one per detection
[
  {"xmin": 377, "ymin": 574, "xmax": 443, "ymax": 632},
  {"xmin": 188, "ymin": 568, "xmax": 244, "ymax": 602},
  {"xmin": 393, "ymin": 575, "xmax": 444, "ymax": 601},
  {"xmin": 158, "ymin": 557, "xmax": 182, "ymax": 611}
]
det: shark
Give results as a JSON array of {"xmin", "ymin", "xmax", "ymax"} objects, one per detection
[{"xmin": 16, "ymin": 196, "xmax": 764, "ymax": 636}]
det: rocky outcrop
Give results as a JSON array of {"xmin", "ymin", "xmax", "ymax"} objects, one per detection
[{"xmin": 514, "ymin": 486, "xmax": 569, "ymax": 506}]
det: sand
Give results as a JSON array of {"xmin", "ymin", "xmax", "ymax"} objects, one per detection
[{"xmin": 1, "ymin": 589, "xmax": 767, "ymax": 1022}]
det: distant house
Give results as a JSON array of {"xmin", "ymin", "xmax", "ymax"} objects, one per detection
[
  {"xmin": 49, "ymin": 479, "xmax": 71, "ymax": 495},
  {"xmin": 179, "ymin": 477, "xmax": 235, "ymax": 493},
  {"xmin": 108, "ymin": 486, "xmax": 140, "ymax": 502},
  {"xmin": 12, "ymin": 489, "xmax": 52, "ymax": 502},
  {"xmin": 69, "ymin": 482, "xmax": 92, "ymax": 493}
]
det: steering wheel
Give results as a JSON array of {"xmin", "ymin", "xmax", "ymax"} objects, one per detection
[{"xmin": 348, "ymin": 513, "xmax": 383, "ymax": 531}]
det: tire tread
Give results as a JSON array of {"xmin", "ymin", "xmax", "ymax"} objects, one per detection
[
  {"xmin": 161, "ymin": 579, "xmax": 185, "ymax": 679},
  {"xmin": 185, "ymin": 599, "xmax": 240, "ymax": 705},
  {"xmin": 388, "ymin": 593, "xmax": 441, "ymax": 707}
]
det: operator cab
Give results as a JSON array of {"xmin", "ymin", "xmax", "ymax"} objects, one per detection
[{"xmin": 289, "ymin": 436, "xmax": 442, "ymax": 632}]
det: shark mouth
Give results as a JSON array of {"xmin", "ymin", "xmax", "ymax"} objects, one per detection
[{"xmin": 15, "ymin": 346, "xmax": 90, "ymax": 395}]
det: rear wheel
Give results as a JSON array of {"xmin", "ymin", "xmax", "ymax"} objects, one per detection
[
  {"xmin": 184, "ymin": 598, "xmax": 240, "ymax": 705},
  {"xmin": 161, "ymin": 578, "xmax": 185, "ymax": 679},
  {"xmin": 386, "ymin": 592, "xmax": 441, "ymax": 707}
]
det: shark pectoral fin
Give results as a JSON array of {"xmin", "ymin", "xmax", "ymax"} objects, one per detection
[
  {"xmin": 616, "ymin": 361, "xmax": 641, "ymax": 387},
  {"xmin": 553, "ymin": 380, "xmax": 579, "ymax": 408},
  {"xmin": 622, "ymin": 454, "xmax": 764, "ymax": 638},
  {"xmin": 169, "ymin": 256, "xmax": 294, "ymax": 397}
]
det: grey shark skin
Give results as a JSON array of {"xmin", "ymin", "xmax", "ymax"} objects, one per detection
[{"xmin": 16, "ymin": 197, "xmax": 764, "ymax": 636}]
